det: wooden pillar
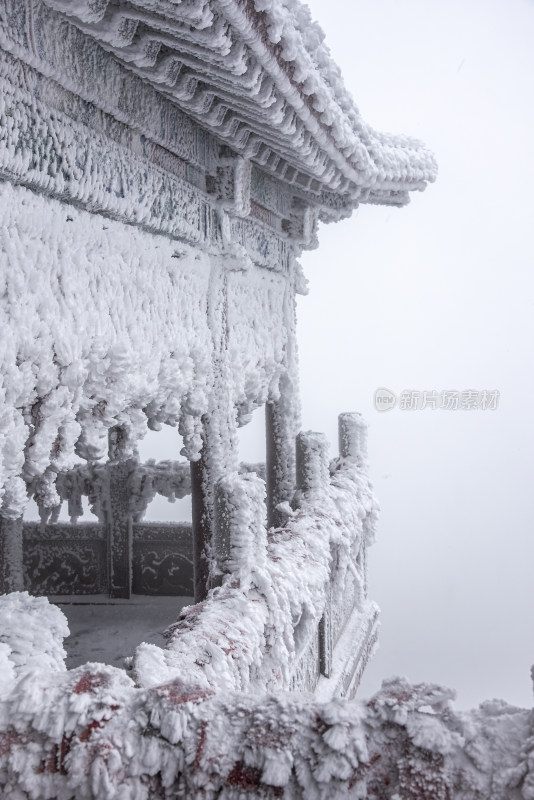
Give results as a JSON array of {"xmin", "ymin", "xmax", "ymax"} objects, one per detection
[
  {"xmin": 0, "ymin": 517, "xmax": 24, "ymax": 593},
  {"xmin": 339, "ymin": 412, "xmax": 369, "ymax": 601},
  {"xmin": 265, "ymin": 391, "xmax": 297, "ymax": 528},
  {"xmin": 106, "ymin": 427, "xmax": 133, "ymax": 599},
  {"xmin": 188, "ymin": 260, "xmax": 239, "ymax": 602},
  {"xmin": 190, "ymin": 444, "xmax": 212, "ymax": 603}
]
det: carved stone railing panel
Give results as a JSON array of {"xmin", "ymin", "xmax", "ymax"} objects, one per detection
[
  {"xmin": 132, "ymin": 523, "xmax": 194, "ymax": 596},
  {"xmin": 22, "ymin": 523, "xmax": 107, "ymax": 595},
  {"xmin": 289, "ymin": 628, "xmax": 320, "ymax": 692},
  {"xmin": 21, "ymin": 521, "xmax": 194, "ymax": 597}
]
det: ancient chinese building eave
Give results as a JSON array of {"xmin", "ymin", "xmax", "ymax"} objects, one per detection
[{"xmin": 41, "ymin": 0, "xmax": 437, "ymax": 218}]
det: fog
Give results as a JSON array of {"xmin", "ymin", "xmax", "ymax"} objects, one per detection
[{"xmin": 295, "ymin": 0, "xmax": 534, "ymax": 709}]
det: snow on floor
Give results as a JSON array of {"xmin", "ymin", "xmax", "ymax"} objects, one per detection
[{"xmin": 48, "ymin": 594, "xmax": 194, "ymax": 670}]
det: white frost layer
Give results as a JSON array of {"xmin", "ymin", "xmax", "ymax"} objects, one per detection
[
  {"xmin": 0, "ymin": 181, "xmax": 293, "ymax": 518},
  {"xmin": 0, "ymin": 592, "xmax": 68, "ymax": 682},
  {"xmin": 0, "ymin": 181, "xmax": 210, "ymax": 516},
  {"xmin": 0, "ymin": 596, "xmax": 532, "ymax": 800},
  {"xmin": 133, "ymin": 453, "xmax": 378, "ymax": 694},
  {"xmin": 36, "ymin": 0, "xmax": 437, "ymax": 203}
]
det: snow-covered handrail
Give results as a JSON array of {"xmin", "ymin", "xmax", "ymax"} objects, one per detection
[
  {"xmin": 0, "ymin": 592, "xmax": 531, "ymax": 799},
  {"xmin": 131, "ymin": 414, "xmax": 378, "ymax": 696}
]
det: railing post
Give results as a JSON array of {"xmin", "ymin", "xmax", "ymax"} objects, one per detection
[
  {"xmin": 319, "ymin": 604, "xmax": 333, "ymax": 678},
  {"xmin": 213, "ymin": 481, "xmax": 232, "ymax": 584},
  {"xmin": 294, "ymin": 431, "xmax": 332, "ymax": 677},
  {"xmin": 190, "ymin": 413, "xmax": 217, "ymax": 604},
  {"xmin": 106, "ymin": 427, "xmax": 133, "ymax": 599},
  {"xmin": 0, "ymin": 517, "xmax": 24, "ymax": 593},
  {"xmin": 338, "ymin": 412, "xmax": 367, "ymax": 467},
  {"xmin": 295, "ymin": 431, "xmax": 329, "ymax": 498},
  {"xmin": 339, "ymin": 412, "xmax": 370, "ymax": 603},
  {"xmin": 266, "ymin": 395, "xmax": 297, "ymax": 528},
  {"xmin": 213, "ymin": 473, "xmax": 266, "ymax": 583}
]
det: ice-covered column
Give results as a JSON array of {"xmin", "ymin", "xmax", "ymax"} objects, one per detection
[
  {"xmin": 294, "ymin": 430, "xmax": 331, "ymax": 676},
  {"xmin": 266, "ymin": 377, "xmax": 298, "ymax": 528},
  {"xmin": 294, "ymin": 431, "xmax": 329, "ymax": 505},
  {"xmin": 339, "ymin": 412, "xmax": 370, "ymax": 599},
  {"xmin": 338, "ymin": 412, "xmax": 368, "ymax": 468},
  {"xmin": 213, "ymin": 472, "xmax": 266, "ymax": 585},
  {"xmin": 105, "ymin": 427, "xmax": 134, "ymax": 599},
  {"xmin": 0, "ymin": 517, "xmax": 24, "ymax": 593},
  {"xmin": 266, "ymin": 269, "xmax": 300, "ymax": 528},
  {"xmin": 190, "ymin": 429, "xmax": 211, "ymax": 603},
  {"xmin": 191, "ymin": 259, "xmax": 240, "ymax": 601},
  {"xmin": 318, "ymin": 585, "xmax": 333, "ymax": 678}
]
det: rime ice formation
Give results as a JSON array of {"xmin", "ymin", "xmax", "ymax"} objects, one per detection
[
  {"xmin": 2, "ymin": 1, "xmax": 528, "ymax": 798},
  {"xmin": 1, "ymin": 593, "xmax": 533, "ymax": 799},
  {"xmin": 0, "ymin": 180, "xmax": 294, "ymax": 520},
  {"xmin": 0, "ymin": 0, "xmax": 436, "ymax": 523}
]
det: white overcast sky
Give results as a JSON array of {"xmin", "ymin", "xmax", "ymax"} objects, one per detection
[{"xmin": 292, "ymin": 0, "xmax": 534, "ymax": 709}]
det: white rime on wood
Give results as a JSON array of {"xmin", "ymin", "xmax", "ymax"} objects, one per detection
[
  {"xmin": 295, "ymin": 431, "xmax": 329, "ymax": 501},
  {"xmin": 338, "ymin": 411, "xmax": 368, "ymax": 468},
  {"xmin": 0, "ymin": 592, "xmax": 532, "ymax": 799}
]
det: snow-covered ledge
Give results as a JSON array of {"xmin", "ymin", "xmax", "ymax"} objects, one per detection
[
  {"xmin": 132, "ymin": 413, "xmax": 379, "ymax": 697},
  {"xmin": 1, "ymin": 592, "xmax": 532, "ymax": 798}
]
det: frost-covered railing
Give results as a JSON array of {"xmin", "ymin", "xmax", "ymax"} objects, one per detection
[
  {"xmin": 7, "ymin": 410, "xmax": 378, "ymax": 694},
  {"xmin": 132, "ymin": 413, "xmax": 379, "ymax": 698},
  {"xmin": 15, "ymin": 459, "xmax": 196, "ymax": 598},
  {"xmin": 1, "ymin": 592, "xmax": 531, "ymax": 800},
  {"xmin": 16, "ymin": 459, "xmax": 268, "ymax": 598}
]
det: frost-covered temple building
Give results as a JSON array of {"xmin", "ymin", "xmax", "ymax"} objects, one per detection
[{"xmin": 1, "ymin": 2, "xmax": 532, "ymax": 799}]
